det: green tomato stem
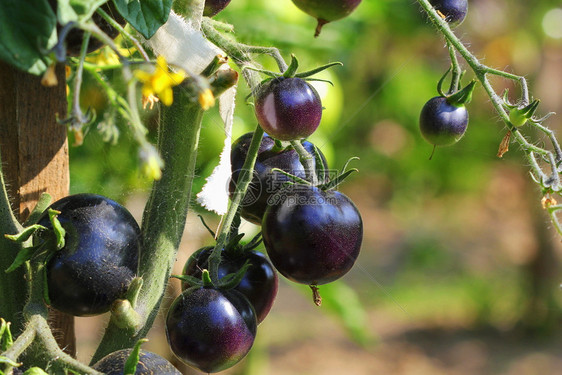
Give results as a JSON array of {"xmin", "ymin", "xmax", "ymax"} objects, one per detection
[
  {"xmin": 208, "ymin": 125, "xmax": 264, "ymax": 282},
  {"xmin": 202, "ymin": 19, "xmax": 278, "ymax": 282},
  {"xmin": 0, "ymin": 261, "xmax": 102, "ymax": 374},
  {"xmin": 91, "ymin": 83, "xmax": 205, "ymax": 363},
  {"xmin": 96, "ymin": 7, "xmax": 150, "ymax": 62},
  {"xmin": 0, "ymin": 149, "xmax": 26, "ymax": 336},
  {"xmin": 290, "ymin": 140, "xmax": 318, "ymax": 185},
  {"xmin": 417, "ymin": 0, "xmax": 562, "ymax": 234}
]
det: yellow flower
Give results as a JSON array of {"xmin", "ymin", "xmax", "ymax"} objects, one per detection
[
  {"xmin": 198, "ymin": 88, "xmax": 215, "ymax": 110},
  {"xmin": 135, "ymin": 56, "xmax": 186, "ymax": 106}
]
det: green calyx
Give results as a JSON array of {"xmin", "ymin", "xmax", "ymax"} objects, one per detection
[
  {"xmin": 123, "ymin": 338, "xmax": 149, "ymax": 375},
  {"xmin": 271, "ymin": 155, "xmax": 359, "ymax": 192},
  {"xmin": 3, "ymin": 205, "xmax": 67, "ymax": 277},
  {"xmin": 47, "ymin": 209, "xmax": 65, "ymax": 250},
  {"xmin": 171, "ymin": 219, "xmax": 261, "ymax": 291},
  {"xmin": 246, "ymin": 54, "xmax": 342, "ymax": 87},
  {"xmin": 446, "ymin": 80, "xmax": 477, "ymax": 107},
  {"xmin": 435, "ymin": 66, "xmax": 475, "ymax": 107},
  {"xmin": 504, "ymin": 93, "xmax": 540, "ymax": 127},
  {"xmin": 509, "ymin": 99, "xmax": 540, "ymax": 127}
]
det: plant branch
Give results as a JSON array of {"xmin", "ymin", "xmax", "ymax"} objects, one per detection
[
  {"xmin": 90, "ymin": 81, "xmax": 206, "ymax": 363},
  {"xmin": 0, "ymin": 147, "xmax": 26, "ymax": 335},
  {"xmin": 417, "ymin": 0, "xmax": 562, "ymax": 235},
  {"xmin": 201, "ymin": 18, "xmax": 271, "ymax": 282},
  {"xmin": 96, "ymin": 8, "xmax": 150, "ymax": 62}
]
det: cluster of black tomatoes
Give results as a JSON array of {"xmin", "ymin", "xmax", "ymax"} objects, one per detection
[
  {"xmin": 30, "ymin": 60, "xmax": 363, "ymax": 375},
  {"xmin": 165, "ymin": 58, "xmax": 364, "ymax": 371}
]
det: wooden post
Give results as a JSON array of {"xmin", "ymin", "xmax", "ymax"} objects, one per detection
[{"xmin": 0, "ymin": 61, "xmax": 76, "ymax": 356}]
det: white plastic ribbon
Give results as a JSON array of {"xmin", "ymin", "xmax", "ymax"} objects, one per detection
[{"xmin": 146, "ymin": 11, "xmax": 237, "ymax": 215}]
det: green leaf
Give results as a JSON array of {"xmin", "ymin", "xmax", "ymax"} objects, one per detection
[
  {"xmin": 57, "ymin": 0, "xmax": 108, "ymax": 24},
  {"xmin": 0, "ymin": 0, "xmax": 57, "ymax": 75},
  {"xmin": 113, "ymin": 0, "xmax": 172, "ymax": 39}
]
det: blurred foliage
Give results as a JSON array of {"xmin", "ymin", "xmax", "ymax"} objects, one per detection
[{"xmin": 70, "ymin": 0, "xmax": 562, "ymax": 348}]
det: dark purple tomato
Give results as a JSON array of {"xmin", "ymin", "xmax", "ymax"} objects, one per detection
[
  {"xmin": 182, "ymin": 246, "xmax": 278, "ymax": 323},
  {"xmin": 291, "ymin": 0, "xmax": 362, "ymax": 36},
  {"xmin": 38, "ymin": 193, "xmax": 140, "ymax": 316},
  {"xmin": 230, "ymin": 132, "xmax": 328, "ymax": 225},
  {"xmin": 254, "ymin": 77, "xmax": 322, "ymax": 141},
  {"xmin": 92, "ymin": 349, "xmax": 181, "ymax": 375},
  {"xmin": 204, "ymin": 0, "xmax": 232, "ymax": 17},
  {"xmin": 262, "ymin": 185, "xmax": 362, "ymax": 285},
  {"xmin": 429, "ymin": 0, "xmax": 468, "ymax": 27},
  {"xmin": 165, "ymin": 287, "xmax": 257, "ymax": 373},
  {"xmin": 419, "ymin": 96, "xmax": 468, "ymax": 147}
]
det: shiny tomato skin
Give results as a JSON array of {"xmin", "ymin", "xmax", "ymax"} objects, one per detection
[
  {"xmin": 204, "ymin": 0, "xmax": 232, "ymax": 17},
  {"xmin": 291, "ymin": 0, "xmax": 362, "ymax": 22},
  {"xmin": 38, "ymin": 193, "xmax": 140, "ymax": 316},
  {"xmin": 419, "ymin": 96, "xmax": 468, "ymax": 147},
  {"xmin": 429, "ymin": 0, "xmax": 468, "ymax": 27},
  {"xmin": 254, "ymin": 77, "xmax": 322, "ymax": 141},
  {"xmin": 92, "ymin": 349, "xmax": 181, "ymax": 375},
  {"xmin": 230, "ymin": 132, "xmax": 328, "ymax": 225},
  {"xmin": 165, "ymin": 287, "xmax": 257, "ymax": 373},
  {"xmin": 182, "ymin": 247, "xmax": 278, "ymax": 323},
  {"xmin": 262, "ymin": 185, "xmax": 362, "ymax": 285}
]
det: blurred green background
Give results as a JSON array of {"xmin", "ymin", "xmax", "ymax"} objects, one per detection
[{"xmin": 71, "ymin": 0, "xmax": 562, "ymax": 374}]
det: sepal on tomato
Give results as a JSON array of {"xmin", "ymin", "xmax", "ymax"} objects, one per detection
[
  {"xmin": 447, "ymin": 80, "xmax": 477, "ymax": 107},
  {"xmin": 508, "ymin": 99, "xmax": 540, "ymax": 127},
  {"xmin": 47, "ymin": 209, "xmax": 65, "ymax": 250},
  {"xmin": 124, "ymin": 338, "xmax": 149, "ymax": 375}
]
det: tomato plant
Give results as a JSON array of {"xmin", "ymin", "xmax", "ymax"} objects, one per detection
[{"xmin": 0, "ymin": 0, "xmax": 561, "ymax": 374}]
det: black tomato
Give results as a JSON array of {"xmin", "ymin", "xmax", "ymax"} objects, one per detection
[
  {"xmin": 254, "ymin": 77, "xmax": 323, "ymax": 141},
  {"xmin": 165, "ymin": 287, "xmax": 257, "ymax": 373},
  {"xmin": 204, "ymin": 0, "xmax": 232, "ymax": 17},
  {"xmin": 230, "ymin": 132, "xmax": 328, "ymax": 224},
  {"xmin": 419, "ymin": 96, "xmax": 469, "ymax": 147},
  {"xmin": 92, "ymin": 349, "xmax": 181, "ymax": 375},
  {"xmin": 262, "ymin": 185, "xmax": 362, "ymax": 285},
  {"xmin": 291, "ymin": 0, "xmax": 362, "ymax": 36},
  {"xmin": 38, "ymin": 193, "xmax": 140, "ymax": 316},
  {"xmin": 182, "ymin": 246, "xmax": 278, "ymax": 323},
  {"xmin": 429, "ymin": 0, "xmax": 468, "ymax": 28}
]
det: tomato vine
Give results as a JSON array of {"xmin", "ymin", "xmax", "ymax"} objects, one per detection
[{"xmin": 1, "ymin": 0, "xmax": 561, "ymax": 374}]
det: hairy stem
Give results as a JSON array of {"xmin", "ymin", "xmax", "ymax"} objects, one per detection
[
  {"xmin": 0, "ymin": 148, "xmax": 26, "ymax": 335},
  {"xmin": 201, "ymin": 19, "xmax": 275, "ymax": 281},
  {"xmin": 96, "ymin": 8, "xmax": 150, "ymax": 62},
  {"xmin": 417, "ymin": 0, "xmax": 562, "ymax": 235},
  {"xmin": 290, "ymin": 140, "xmax": 318, "ymax": 185},
  {"xmin": 91, "ymin": 83, "xmax": 205, "ymax": 363},
  {"xmin": 1, "ymin": 262, "xmax": 101, "ymax": 374}
]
